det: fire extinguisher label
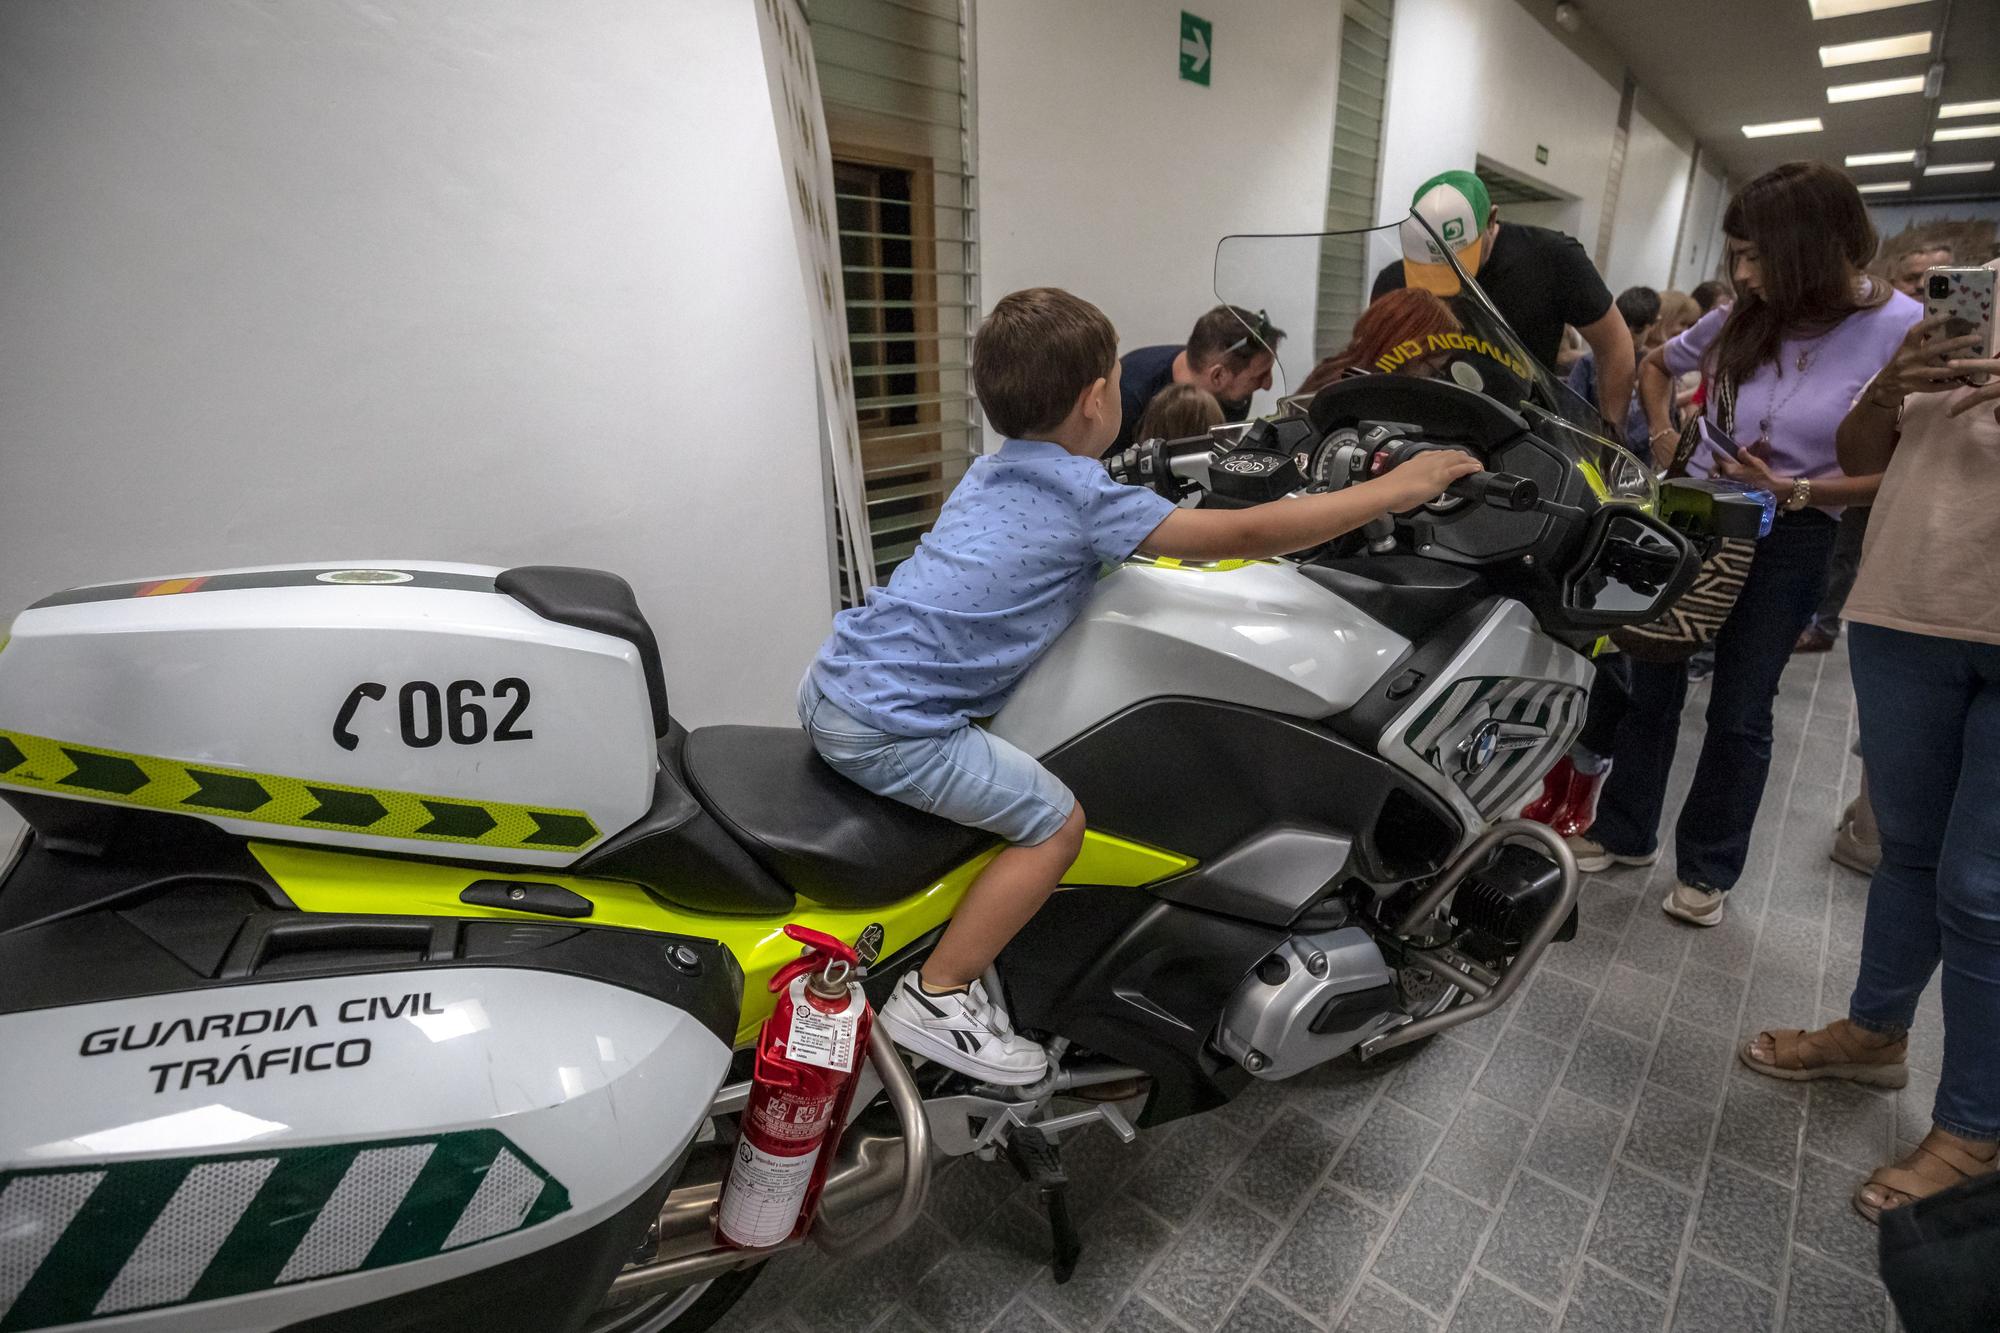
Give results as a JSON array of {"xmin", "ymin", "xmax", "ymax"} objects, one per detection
[
  {"xmin": 785, "ymin": 980, "xmax": 861, "ymax": 1073},
  {"xmin": 716, "ymin": 1137, "xmax": 821, "ymax": 1248},
  {"xmin": 749, "ymin": 1087, "xmax": 834, "ymax": 1144}
]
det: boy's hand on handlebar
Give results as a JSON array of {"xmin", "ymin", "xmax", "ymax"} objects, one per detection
[{"xmin": 1380, "ymin": 450, "xmax": 1483, "ymax": 510}]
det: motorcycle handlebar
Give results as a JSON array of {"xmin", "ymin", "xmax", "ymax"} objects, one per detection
[{"xmin": 1446, "ymin": 470, "xmax": 1540, "ymax": 512}]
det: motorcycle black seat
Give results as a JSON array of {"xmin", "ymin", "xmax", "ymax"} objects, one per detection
[
  {"xmin": 1300, "ymin": 555, "xmax": 1489, "ymax": 642},
  {"xmin": 682, "ymin": 725, "xmax": 996, "ymax": 910}
]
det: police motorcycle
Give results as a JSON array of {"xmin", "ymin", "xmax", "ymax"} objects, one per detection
[{"xmin": 0, "ymin": 216, "xmax": 1763, "ymax": 1332}]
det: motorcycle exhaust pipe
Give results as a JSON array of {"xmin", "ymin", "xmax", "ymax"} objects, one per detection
[
  {"xmin": 609, "ymin": 1021, "xmax": 931, "ymax": 1295},
  {"xmin": 1358, "ymin": 819, "xmax": 1579, "ymax": 1060}
]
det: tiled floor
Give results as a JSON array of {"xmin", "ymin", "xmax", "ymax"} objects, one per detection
[{"xmin": 718, "ymin": 641, "xmax": 1921, "ymax": 1333}]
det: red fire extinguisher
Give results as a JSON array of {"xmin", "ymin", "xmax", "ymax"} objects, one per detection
[{"xmin": 714, "ymin": 924, "xmax": 874, "ymax": 1249}]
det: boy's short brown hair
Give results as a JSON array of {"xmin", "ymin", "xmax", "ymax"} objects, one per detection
[{"xmin": 973, "ymin": 288, "xmax": 1117, "ymax": 439}]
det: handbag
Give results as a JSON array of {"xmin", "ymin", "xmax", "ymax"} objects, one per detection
[{"xmin": 1611, "ymin": 376, "xmax": 1756, "ymax": 664}]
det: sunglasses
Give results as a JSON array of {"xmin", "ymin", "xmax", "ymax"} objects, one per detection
[{"xmin": 1224, "ymin": 309, "xmax": 1279, "ymax": 356}]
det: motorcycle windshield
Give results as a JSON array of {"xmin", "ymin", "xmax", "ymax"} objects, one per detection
[{"xmin": 1212, "ymin": 217, "xmax": 1655, "ymax": 506}]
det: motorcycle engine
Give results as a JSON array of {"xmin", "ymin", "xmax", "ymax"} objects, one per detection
[{"xmin": 1448, "ymin": 843, "xmax": 1578, "ymax": 967}]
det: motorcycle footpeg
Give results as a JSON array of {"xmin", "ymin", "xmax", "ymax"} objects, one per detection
[{"xmin": 1001, "ymin": 1123, "xmax": 1067, "ymax": 1187}]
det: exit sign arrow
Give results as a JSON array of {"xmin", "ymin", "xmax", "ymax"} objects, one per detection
[{"xmin": 1180, "ymin": 12, "xmax": 1212, "ymax": 86}]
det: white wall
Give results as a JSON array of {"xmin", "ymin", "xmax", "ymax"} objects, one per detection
[
  {"xmin": 1675, "ymin": 159, "xmax": 1731, "ymax": 290},
  {"xmin": 1603, "ymin": 100, "xmax": 1696, "ymax": 295},
  {"xmin": 1375, "ymin": 0, "xmax": 1621, "ymax": 279},
  {"xmin": 0, "ymin": 0, "xmax": 834, "ymax": 741},
  {"xmin": 975, "ymin": 0, "xmax": 1342, "ymax": 420}
]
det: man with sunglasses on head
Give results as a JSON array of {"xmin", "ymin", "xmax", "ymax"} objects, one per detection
[{"xmin": 1111, "ymin": 305, "xmax": 1284, "ymax": 451}]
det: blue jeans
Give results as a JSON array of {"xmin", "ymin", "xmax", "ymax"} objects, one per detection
[
  {"xmin": 1590, "ymin": 511, "xmax": 1836, "ymax": 891},
  {"xmin": 1847, "ymin": 623, "xmax": 2000, "ymax": 1140},
  {"xmin": 797, "ymin": 677, "xmax": 1075, "ymax": 847}
]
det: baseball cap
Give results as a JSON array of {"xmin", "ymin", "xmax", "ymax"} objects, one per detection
[{"xmin": 1399, "ymin": 170, "xmax": 1492, "ymax": 296}]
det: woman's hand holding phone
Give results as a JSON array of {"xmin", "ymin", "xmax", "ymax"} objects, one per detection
[
  {"xmin": 1717, "ymin": 443, "xmax": 1786, "ymax": 495},
  {"xmin": 1870, "ymin": 317, "xmax": 1984, "ymax": 410}
]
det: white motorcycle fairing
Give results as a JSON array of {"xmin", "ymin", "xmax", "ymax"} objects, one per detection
[{"xmin": 990, "ymin": 558, "xmax": 1410, "ymax": 758}]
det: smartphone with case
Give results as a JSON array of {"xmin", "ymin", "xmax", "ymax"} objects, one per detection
[
  {"xmin": 1698, "ymin": 417, "xmax": 1743, "ymax": 464},
  {"xmin": 1925, "ymin": 266, "xmax": 1997, "ymax": 387}
]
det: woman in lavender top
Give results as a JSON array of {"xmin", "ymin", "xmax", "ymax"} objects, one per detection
[{"xmin": 1569, "ymin": 162, "xmax": 1922, "ymax": 927}]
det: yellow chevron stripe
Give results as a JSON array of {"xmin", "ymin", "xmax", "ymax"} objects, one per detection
[{"xmin": 0, "ymin": 728, "xmax": 600, "ymax": 853}]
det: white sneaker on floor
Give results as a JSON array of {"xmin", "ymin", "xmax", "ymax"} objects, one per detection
[
  {"xmin": 1662, "ymin": 882, "xmax": 1726, "ymax": 927},
  {"xmin": 879, "ymin": 973, "xmax": 1048, "ymax": 1086},
  {"xmin": 1566, "ymin": 835, "xmax": 1661, "ymax": 875}
]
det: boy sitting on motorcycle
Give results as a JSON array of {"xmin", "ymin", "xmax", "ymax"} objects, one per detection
[{"xmin": 801, "ymin": 287, "xmax": 1478, "ymax": 1084}]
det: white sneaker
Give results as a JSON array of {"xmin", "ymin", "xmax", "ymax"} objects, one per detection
[
  {"xmin": 1566, "ymin": 835, "xmax": 1661, "ymax": 875},
  {"xmin": 879, "ymin": 973, "xmax": 1048, "ymax": 1086},
  {"xmin": 1662, "ymin": 882, "xmax": 1726, "ymax": 927}
]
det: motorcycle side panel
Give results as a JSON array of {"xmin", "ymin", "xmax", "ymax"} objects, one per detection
[
  {"xmin": 991, "ymin": 561, "xmax": 1410, "ymax": 758},
  {"xmin": 0, "ymin": 563, "xmax": 656, "ymax": 869},
  {"xmin": 1000, "ymin": 888, "xmax": 1275, "ymax": 1124},
  {"xmin": 1372, "ymin": 600, "xmax": 1593, "ymax": 838},
  {"xmin": 0, "ymin": 967, "xmax": 728, "ymax": 1332},
  {"xmin": 251, "ymin": 831, "xmax": 1190, "ymax": 1046}
]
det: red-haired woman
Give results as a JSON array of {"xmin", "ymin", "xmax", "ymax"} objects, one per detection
[{"xmin": 1297, "ymin": 288, "xmax": 1462, "ymax": 395}]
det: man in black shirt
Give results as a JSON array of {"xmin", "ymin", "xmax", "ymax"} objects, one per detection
[
  {"xmin": 1112, "ymin": 305, "xmax": 1285, "ymax": 451},
  {"xmin": 1373, "ymin": 169, "xmax": 1633, "ymax": 424}
]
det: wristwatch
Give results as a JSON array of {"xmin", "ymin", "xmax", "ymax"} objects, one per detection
[{"xmin": 1785, "ymin": 477, "xmax": 1813, "ymax": 512}]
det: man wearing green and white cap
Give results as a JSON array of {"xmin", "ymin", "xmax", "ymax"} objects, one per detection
[{"xmin": 1373, "ymin": 169, "xmax": 1633, "ymax": 423}]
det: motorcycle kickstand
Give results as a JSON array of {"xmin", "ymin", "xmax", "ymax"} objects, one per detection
[{"xmin": 1001, "ymin": 1123, "xmax": 1083, "ymax": 1284}]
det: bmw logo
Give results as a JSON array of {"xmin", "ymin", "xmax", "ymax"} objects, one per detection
[{"xmin": 1462, "ymin": 721, "xmax": 1503, "ymax": 775}]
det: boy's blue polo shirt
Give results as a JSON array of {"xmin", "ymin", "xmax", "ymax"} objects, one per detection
[{"xmin": 810, "ymin": 438, "xmax": 1177, "ymax": 737}]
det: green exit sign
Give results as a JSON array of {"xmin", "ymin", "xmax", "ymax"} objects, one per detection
[{"xmin": 1180, "ymin": 11, "xmax": 1212, "ymax": 86}]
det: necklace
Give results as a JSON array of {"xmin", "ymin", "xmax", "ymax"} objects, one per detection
[{"xmin": 1757, "ymin": 335, "xmax": 1827, "ymax": 442}]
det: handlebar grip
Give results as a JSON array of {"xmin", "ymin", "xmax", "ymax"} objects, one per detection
[{"xmin": 1448, "ymin": 471, "xmax": 1540, "ymax": 512}]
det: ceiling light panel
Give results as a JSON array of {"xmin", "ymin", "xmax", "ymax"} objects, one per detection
[
  {"xmin": 1924, "ymin": 161, "xmax": 1995, "ymax": 175},
  {"xmin": 1845, "ymin": 150, "xmax": 1919, "ymax": 165},
  {"xmin": 1827, "ymin": 75, "xmax": 1928, "ymax": 102},
  {"xmin": 1807, "ymin": 0, "xmax": 1928, "ymax": 17},
  {"xmin": 1857, "ymin": 181, "xmax": 1913, "ymax": 193},
  {"xmin": 1941, "ymin": 100, "xmax": 2000, "ymax": 119},
  {"xmin": 1743, "ymin": 118, "xmax": 1825, "ymax": 138},
  {"xmin": 1819, "ymin": 31, "xmax": 1932, "ymax": 66},
  {"xmin": 1935, "ymin": 124, "xmax": 2000, "ymax": 142}
]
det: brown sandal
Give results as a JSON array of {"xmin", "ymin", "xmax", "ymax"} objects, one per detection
[
  {"xmin": 1855, "ymin": 1130, "xmax": 1999, "ymax": 1223},
  {"xmin": 1739, "ymin": 1019, "xmax": 1908, "ymax": 1088}
]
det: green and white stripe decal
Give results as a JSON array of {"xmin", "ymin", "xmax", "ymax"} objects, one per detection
[
  {"xmin": 0, "ymin": 728, "xmax": 601, "ymax": 852},
  {"xmin": 0, "ymin": 1130, "xmax": 569, "ymax": 1330},
  {"xmin": 1404, "ymin": 676, "xmax": 1585, "ymax": 818}
]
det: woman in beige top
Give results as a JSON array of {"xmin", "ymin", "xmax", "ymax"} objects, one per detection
[{"xmin": 1739, "ymin": 298, "xmax": 2000, "ymax": 1226}]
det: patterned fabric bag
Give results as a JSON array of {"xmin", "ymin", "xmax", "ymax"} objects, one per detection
[{"xmin": 1612, "ymin": 377, "xmax": 1755, "ymax": 663}]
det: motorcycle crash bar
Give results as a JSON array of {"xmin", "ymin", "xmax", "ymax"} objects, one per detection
[{"xmin": 1357, "ymin": 819, "xmax": 1579, "ymax": 1059}]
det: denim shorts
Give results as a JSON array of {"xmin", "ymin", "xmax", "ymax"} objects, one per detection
[{"xmin": 797, "ymin": 677, "xmax": 1075, "ymax": 847}]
